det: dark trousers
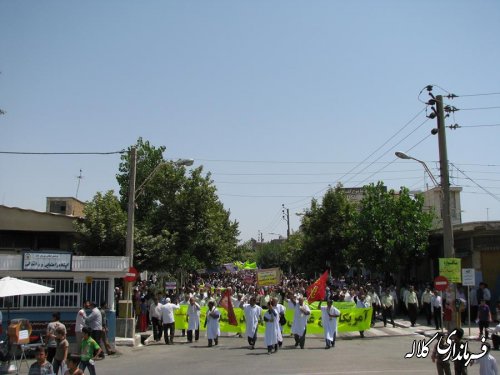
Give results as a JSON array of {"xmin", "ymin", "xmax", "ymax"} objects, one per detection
[
  {"xmin": 435, "ymin": 360, "xmax": 451, "ymax": 375},
  {"xmin": 79, "ymin": 360, "xmax": 97, "ymax": 375},
  {"xmin": 46, "ymin": 347, "xmax": 56, "ymax": 364},
  {"xmin": 408, "ymin": 303, "xmax": 418, "ymax": 326},
  {"xmin": 152, "ymin": 317, "xmax": 162, "ymax": 341},
  {"xmin": 294, "ymin": 327, "xmax": 306, "ymax": 349},
  {"xmin": 247, "ymin": 328, "xmax": 257, "ymax": 346},
  {"xmin": 492, "ymin": 333, "xmax": 500, "ymax": 350},
  {"xmin": 187, "ymin": 329, "xmax": 199, "ymax": 342},
  {"xmin": 163, "ymin": 322, "xmax": 175, "ymax": 344},
  {"xmin": 382, "ymin": 307, "xmax": 395, "ymax": 327},
  {"xmin": 423, "ymin": 302, "xmax": 432, "ymax": 325},
  {"xmin": 91, "ymin": 330, "xmax": 104, "ymax": 357},
  {"xmin": 433, "ymin": 307, "xmax": 442, "ymax": 329},
  {"xmin": 478, "ymin": 320, "xmax": 490, "ymax": 339}
]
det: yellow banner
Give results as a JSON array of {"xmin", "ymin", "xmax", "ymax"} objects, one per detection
[
  {"xmin": 256, "ymin": 268, "xmax": 281, "ymax": 287},
  {"xmin": 439, "ymin": 258, "xmax": 461, "ymax": 283},
  {"xmin": 174, "ymin": 303, "xmax": 371, "ymax": 334}
]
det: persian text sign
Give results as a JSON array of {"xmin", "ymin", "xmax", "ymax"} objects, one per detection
[
  {"xmin": 256, "ymin": 268, "xmax": 281, "ymax": 287},
  {"xmin": 439, "ymin": 258, "xmax": 461, "ymax": 283},
  {"xmin": 23, "ymin": 251, "xmax": 72, "ymax": 271}
]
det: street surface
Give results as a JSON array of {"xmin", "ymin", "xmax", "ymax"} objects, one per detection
[{"xmin": 14, "ymin": 320, "xmax": 500, "ymax": 375}]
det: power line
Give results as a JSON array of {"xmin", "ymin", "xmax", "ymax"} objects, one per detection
[
  {"xmin": 454, "ymin": 123, "xmax": 500, "ymax": 128},
  {"xmin": 450, "ymin": 163, "xmax": 500, "ymax": 204},
  {"xmin": 459, "ymin": 106, "xmax": 500, "ymax": 111},
  {"xmin": 0, "ymin": 150, "xmax": 126, "ymax": 155},
  {"xmin": 456, "ymin": 92, "xmax": 500, "ymax": 97}
]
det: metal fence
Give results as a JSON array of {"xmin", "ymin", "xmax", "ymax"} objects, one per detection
[{"xmin": 0, "ymin": 278, "xmax": 109, "ymax": 310}]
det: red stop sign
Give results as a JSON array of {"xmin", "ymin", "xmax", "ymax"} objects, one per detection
[
  {"xmin": 124, "ymin": 267, "xmax": 138, "ymax": 282},
  {"xmin": 434, "ymin": 275, "xmax": 449, "ymax": 291}
]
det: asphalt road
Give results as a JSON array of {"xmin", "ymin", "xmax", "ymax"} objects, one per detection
[{"xmin": 42, "ymin": 334, "xmax": 498, "ymax": 375}]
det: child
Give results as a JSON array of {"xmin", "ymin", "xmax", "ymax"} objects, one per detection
[
  {"xmin": 28, "ymin": 346, "xmax": 54, "ymax": 375},
  {"xmin": 53, "ymin": 326, "xmax": 69, "ymax": 374},
  {"xmin": 79, "ymin": 326, "xmax": 102, "ymax": 375},
  {"xmin": 64, "ymin": 354, "xmax": 84, "ymax": 375}
]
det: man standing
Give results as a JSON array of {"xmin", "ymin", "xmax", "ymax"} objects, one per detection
[
  {"xmin": 161, "ymin": 297, "xmax": 180, "ymax": 345},
  {"xmin": 75, "ymin": 304, "xmax": 86, "ymax": 354},
  {"xmin": 242, "ymin": 296, "xmax": 262, "ymax": 349},
  {"xmin": 99, "ymin": 302, "xmax": 115, "ymax": 356},
  {"xmin": 206, "ymin": 300, "xmax": 220, "ymax": 347},
  {"xmin": 381, "ymin": 288, "xmax": 395, "ymax": 328},
  {"xmin": 421, "ymin": 287, "xmax": 433, "ymax": 326},
  {"xmin": 149, "ymin": 296, "xmax": 162, "ymax": 342},
  {"xmin": 288, "ymin": 295, "xmax": 310, "ymax": 349},
  {"xmin": 319, "ymin": 299, "xmax": 340, "ymax": 349},
  {"xmin": 405, "ymin": 286, "xmax": 419, "ymax": 327},
  {"xmin": 431, "ymin": 290, "xmax": 443, "ymax": 330},
  {"xmin": 477, "ymin": 298, "xmax": 493, "ymax": 340},
  {"xmin": 82, "ymin": 301, "xmax": 103, "ymax": 355},
  {"xmin": 263, "ymin": 300, "xmax": 282, "ymax": 354},
  {"xmin": 186, "ymin": 296, "xmax": 201, "ymax": 343}
]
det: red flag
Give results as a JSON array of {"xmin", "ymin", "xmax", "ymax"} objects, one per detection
[
  {"xmin": 218, "ymin": 289, "xmax": 238, "ymax": 326},
  {"xmin": 306, "ymin": 270, "xmax": 329, "ymax": 303}
]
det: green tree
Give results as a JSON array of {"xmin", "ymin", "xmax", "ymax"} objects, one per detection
[
  {"xmin": 297, "ymin": 185, "xmax": 356, "ymax": 276},
  {"xmin": 116, "ymin": 139, "xmax": 239, "ymax": 273},
  {"xmin": 352, "ymin": 182, "xmax": 433, "ymax": 278},
  {"xmin": 255, "ymin": 240, "xmax": 286, "ymax": 269},
  {"xmin": 73, "ymin": 190, "xmax": 127, "ymax": 256}
]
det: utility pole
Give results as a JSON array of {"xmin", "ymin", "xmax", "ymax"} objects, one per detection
[
  {"xmin": 436, "ymin": 95, "xmax": 455, "ymax": 259},
  {"xmin": 282, "ymin": 204, "xmax": 290, "ymax": 239},
  {"xmin": 126, "ymin": 146, "xmax": 137, "ymax": 267}
]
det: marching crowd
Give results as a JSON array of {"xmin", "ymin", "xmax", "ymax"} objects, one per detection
[{"xmin": 26, "ymin": 270, "xmax": 499, "ymax": 374}]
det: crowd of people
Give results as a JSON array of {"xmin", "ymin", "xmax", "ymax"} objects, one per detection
[
  {"xmin": 28, "ymin": 300, "xmax": 114, "ymax": 375},
  {"xmin": 122, "ymin": 270, "xmax": 499, "ymax": 349},
  {"xmin": 25, "ymin": 270, "xmax": 498, "ymax": 374}
]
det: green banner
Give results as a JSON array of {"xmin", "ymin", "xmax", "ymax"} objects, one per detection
[{"xmin": 173, "ymin": 303, "xmax": 371, "ymax": 334}]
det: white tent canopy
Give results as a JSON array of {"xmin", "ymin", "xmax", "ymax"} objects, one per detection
[{"xmin": 0, "ymin": 276, "xmax": 53, "ymax": 298}]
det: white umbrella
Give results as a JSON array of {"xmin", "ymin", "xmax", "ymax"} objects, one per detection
[{"xmin": 0, "ymin": 276, "xmax": 53, "ymax": 298}]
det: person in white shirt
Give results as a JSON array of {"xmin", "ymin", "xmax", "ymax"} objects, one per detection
[
  {"xmin": 490, "ymin": 322, "xmax": 500, "ymax": 350},
  {"xmin": 74, "ymin": 305, "xmax": 86, "ymax": 354},
  {"xmin": 241, "ymin": 296, "xmax": 262, "ymax": 349},
  {"xmin": 288, "ymin": 294, "xmax": 310, "ymax": 349},
  {"xmin": 186, "ymin": 297, "xmax": 201, "ymax": 343},
  {"xmin": 474, "ymin": 342, "xmax": 498, "ymax": 375},
  {"xmin": 160, "ymin": 297, "xmax": 180, "ymax": 345},
  {"xmin": 319, "ymin": 299, "xmax": 340, "ymax": 349},
  {"xmin": 431, "ymin": 290, "xmax": 443, "ymax": 330},
  {"xmin": 274, "ymin": 298, "xmax": 286, "ymax": 348},
  {"xmin": 263, "ymin": 300, "xmax": 282, "ymax": 354},
  {"xmin": 205, "ymin": 300, "xmax": 220, "ymax": 347},
  {"xmin": 149, "ymin": 297, "xmax": 162, "ymax": 342}
]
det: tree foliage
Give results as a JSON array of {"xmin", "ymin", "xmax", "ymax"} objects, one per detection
[
  {"xmin": 351, "ymin": 182, "xmax": 433, "ymax": 275},
  {"xmin": 115, "ymin": 138, "xmax": 239, "ymax": 272},
  {"xmin": 73, "ymin": 190, "xmax": 127, "ymax": 256},
  {"xmin": 296, "ymin": 185, "xmax": 356, "ymax": 276}
]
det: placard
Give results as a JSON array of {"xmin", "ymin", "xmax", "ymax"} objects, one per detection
[
  {"xmin": 23, "ymin": 251, "xmax": 72, "ymax": 271},
  {"xmin": 439, "ymin": 258, "xmax": 461, "ymax": 283},
  {"xmin": 461, "ymin": 268, "xmax": 475, "ymax": 286}
]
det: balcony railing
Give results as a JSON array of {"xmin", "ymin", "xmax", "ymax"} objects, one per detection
[{"xmin": 0, "ymin": 255, "xmax": 129, "ymax": 272}]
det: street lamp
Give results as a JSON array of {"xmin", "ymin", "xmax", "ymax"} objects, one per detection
[
  {"xmin": 395, "ymin": 150, "xmax": 454, "ymax": 259},
  {"xmin": 121, "ymin": 147, "xmax": 193, "ymax": 334},
  {"xmin": 395, "ymin": 151, "xmax": 439, "ymax": 187}
]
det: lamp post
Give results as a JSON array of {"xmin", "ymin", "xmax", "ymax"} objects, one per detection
[
  {"xmin": 395, "ymin": 150, "xmax": 454, "ymax": 258},
  {"xmin": 121, "ymin": 147, "xmax": 193, "ymax": 336}
]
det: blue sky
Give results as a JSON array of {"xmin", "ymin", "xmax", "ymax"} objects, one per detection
[{"xmin": 1, "ymin": 1, "xmax": 500, "ymax": 242}]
